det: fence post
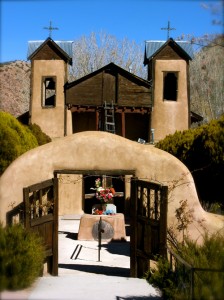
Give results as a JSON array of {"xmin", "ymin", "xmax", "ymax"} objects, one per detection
[
  {"xmin": 98, "ymin": 217, "xmax": 102, "ymax": 262},
  {"xmin": 159, "ymin": 185, "xmax": 168, "ymax": 257},
  {"xmin": 130, "ymin": 178, "xmax": 138, "ymax": 277}
]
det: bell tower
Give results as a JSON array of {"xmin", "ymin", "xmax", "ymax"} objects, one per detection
[
  {"xmin": 144, "ymin": 38, "xmax": 193, "ymax": 143},
  {"xmin": 28, "ymin": 38, "xmax": 73, "ymax": 139}
]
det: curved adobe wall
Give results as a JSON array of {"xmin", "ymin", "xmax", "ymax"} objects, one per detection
[{"xmin": 0, "ymin": 132, "xmax": 223, "ymax": 240}]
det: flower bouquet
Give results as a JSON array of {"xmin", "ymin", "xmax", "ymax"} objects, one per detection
[
  {"xmin": 94, "ymin": 178, "xmax": 115, "ymax": 203},
  {"xmin": 91, "ymin": 178, "xmax": 116, "ymax": 215}
]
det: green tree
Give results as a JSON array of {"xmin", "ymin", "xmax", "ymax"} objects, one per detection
[{"xmin": 0, "ymin": 112, "xmax": 38, "ymax": 175}]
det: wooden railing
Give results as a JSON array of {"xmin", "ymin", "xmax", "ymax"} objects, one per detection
[
  {"xmin": 6, "ymin": 202, "xmax": 24, "ymax": 225},
  {"xmin": 167, "ymin": 246, "xmax": 224, "ymax": 299}
]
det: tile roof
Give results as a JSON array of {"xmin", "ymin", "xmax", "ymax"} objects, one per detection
[
  {"xmin": 27, "ymin": 40, "xmax": 73, "ymax": 59},
  {"xmin": 144, "ymin": 39, "xmax": 194, "ymax": 64}
]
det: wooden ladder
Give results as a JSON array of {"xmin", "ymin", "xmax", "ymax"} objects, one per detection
[{"xmin": 104, "ymin": 101, "xmax": 116, "ymax": 134}]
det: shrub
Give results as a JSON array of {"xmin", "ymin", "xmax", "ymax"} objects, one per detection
[
  {"xmin": 0, "ymin": 112, "xmax": 38, "ymax": 175},
  {"xmin": 156, "ymin": 115, "xmax": 224, "ymax": 168},
  {"xmin": 145, "ymin": 256, "xmax": 177, "ymax": 299},
  {"xmin": 146, "ymin": 232, "xmax": 224, "ymax": 299},
  {"xmin": 0, "ymin": 223, "xmax": 45, "ymax": 291},
  {"xmin": 156, "ymin": 115, "xmax": 224, "ymax": 208},
  {"xmin": 179, "ymin": 232, "xmax": 224, "ymax": 300},
  {"xmin": 28, "ymin": 123, "xmax": 51, "ymax": 145}
]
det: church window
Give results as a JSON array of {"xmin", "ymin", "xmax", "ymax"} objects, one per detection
[
  {"xmin": 163, "ymin": 72, "xmax": 178, "ymax": 101},
  {"xmin": 42, "ymin": 77, "xmax": 56, "ymax": 107}
]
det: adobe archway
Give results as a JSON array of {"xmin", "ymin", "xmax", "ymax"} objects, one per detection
[{"xmin": 0, "ymin": 131, "xmax": 223, "ymax": 241}]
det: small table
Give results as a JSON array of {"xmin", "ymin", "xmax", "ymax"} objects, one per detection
[{"xmin": 77, "ymin": 213, "xmax": 126, "ymax": 241}]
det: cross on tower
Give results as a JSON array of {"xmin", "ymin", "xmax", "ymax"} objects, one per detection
[
  {"xmin": 43, "ymin": 21, "xmax": 59, "ymax": 38},
  {"xmin": 161, "ymin": 21, "xmax": 176, "ymax": 40}
]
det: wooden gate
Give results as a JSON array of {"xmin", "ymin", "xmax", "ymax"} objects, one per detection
[
  {"xmin": 23, "ymin": 178, "xmax": 58, "ymax": 276},
  {"xmin": 130, "ymin": 178, "xmax": 168, "ymax": 278}
]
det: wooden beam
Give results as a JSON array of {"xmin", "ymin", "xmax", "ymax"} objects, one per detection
[
  {"xmin": 130, "ymin": 178, "xmax": 138, "ymax": 277},
  {"xmin": 70, "ymin": 106, "xmax": 97, "ymax": 113},
  {"xmin": 114, "ymin": 107, "xmax": 151, "ymax": 114},
  {"xmin": 52, "ymin": 177, "xmax": 59, "ymax": 276},
  {"xmin": 54, "ymin": 169, "xmax": 136, "ymax": 176},
  {"xmin": 69, "ymin": 105, "xmax": 151, "ymax": 114},
  {"xmin": 96, "ymin": 110, "xmax": 99, "ymax": 130},
  {"xmin": 121, "ymin": 111, "xmax": 125, "ymax": 138}
]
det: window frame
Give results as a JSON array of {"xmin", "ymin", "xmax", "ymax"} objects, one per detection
[
  {"xmin": 41, "ymin": 76, "xmax": 57, "ymax": 108},
  {"xmin": 163, "ymin": 71, "xmax": 179, "ymax": 101}
]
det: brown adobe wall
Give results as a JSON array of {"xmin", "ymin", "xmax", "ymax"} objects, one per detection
[
  {"xmin": 30, "ymin": 60, "xmax": 72, "ymax": 139},
  {"xmin": 151, "ymin": 60, "xmax": 189, "ymax": 142}
]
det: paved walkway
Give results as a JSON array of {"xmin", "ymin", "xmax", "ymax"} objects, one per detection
[{"xmin": 0, "ymin": 217, "xmax": 162, "ymax": 300}]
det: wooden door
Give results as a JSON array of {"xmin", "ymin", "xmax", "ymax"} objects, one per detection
[
  {"xmin": 23, "ymin": 178, "xmax": 58, "ymax": 276},
  {"xmin": 130, "ymin": 178, "xmax": 168, "ymax": 278}
]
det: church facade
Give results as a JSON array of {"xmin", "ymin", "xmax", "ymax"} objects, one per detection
[{"xmin": 28, "ymin": 37, "xmax": 196, "ymax": 143}]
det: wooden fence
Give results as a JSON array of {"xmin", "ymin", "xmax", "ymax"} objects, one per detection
[
  {"xmin": 6, "ymin": 202, "xmax": 24, "ymax": 225},
  {"xmin": 167, "ymin": 247, "xmax": 224, "ymax": 299}
]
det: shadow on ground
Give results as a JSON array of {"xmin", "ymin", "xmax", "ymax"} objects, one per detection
[
  {"xmin": 58, "ymin": 263, "xmax": 130, "ymax": 277},
  {"xmin": 103, "ymin": 241, "xmax": 130, "ymax": 256},
  {"xmin": 116, "ymin": 296, "xmax": 162, "ymax": 300},
  {"xmin": 59, "ymin": 231, "xmax": 78, "ymax": 240}
]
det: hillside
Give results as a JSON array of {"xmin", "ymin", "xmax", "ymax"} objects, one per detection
[{"xmin": 0, "ymin": 60, "xmax": 31, "ymax": 118}]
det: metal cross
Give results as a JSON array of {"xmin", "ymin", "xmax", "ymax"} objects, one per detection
[
  {"xmin": 43, "ymin": 21, "xmax": 59, "ymax": 38},
  {"xmin": 161, "ymin": 21, "xmax": 176, "ymax": 39}
]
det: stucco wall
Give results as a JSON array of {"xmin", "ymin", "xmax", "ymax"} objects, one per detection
[
  {"xmin": 0, "ymin": 132, "xmax": 223, "ymax": 241},
  {"xmin": 151, "ymin": 60, "xmax": 189, "ymax": 142},
  {"xmin": 58, "ymin": 174, "xmax": 83, "ymax": 215},
  {"xmin": 30, "ymin": 60, "xmax": 67, "ymax": 139}
]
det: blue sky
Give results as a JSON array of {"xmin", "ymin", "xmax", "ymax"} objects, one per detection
[{"xmin": 0, "ymin": 0, "xmax": 223, "ymax": 63}]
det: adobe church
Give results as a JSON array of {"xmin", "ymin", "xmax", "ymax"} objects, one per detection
[
  {"xmin": 1, "ymin": 34, "xmax": 223, "ymax": 252},
  {"xmin": 27, "ymin": 36, "xmax": 199, "ymax": 143}
]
